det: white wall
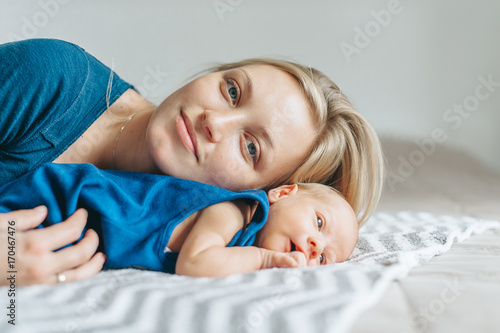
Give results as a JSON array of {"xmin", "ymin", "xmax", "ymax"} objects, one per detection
[{"xmin": 1, "ymin": 0, "xmax": 499, "ymax": 172}]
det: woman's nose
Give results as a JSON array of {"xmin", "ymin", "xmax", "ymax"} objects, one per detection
[
  {"xmin": 200, "ymin": 110, "xmax": 243, "ymax": 143},
  {"xmin": 307, "ymin": 236, "xmax": 325, "ymax": 262}
]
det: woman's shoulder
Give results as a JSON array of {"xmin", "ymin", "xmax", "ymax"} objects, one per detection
[
  {"xmin": 0, "ymin": 38, "xmax": 88, "ymax": 80},
  {"xmin": 1, "ymin": 38, "xmax": 86, "ymax": 55},
  {"xmin": 0, "ymin": 38, "xmax": 131, "ymax": 95},
  {"xmin": 0, "ymin": 39, "xmax": 134, "ymax": 184},
  {"xmin": 0, "ymin": 39, "xmax": 91, "ymax": 114},
  {"xmin": 0, "ymin": 39, "xmax": 87, "ymax": 142}
]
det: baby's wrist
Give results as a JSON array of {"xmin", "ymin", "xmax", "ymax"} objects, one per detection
[
  {"xmin": 258, "ymin": 248, "xmax": 273, "ymax": 269},
  {"xmin": 258, "ymin": 248, "xmax": 266, "ymax": 269},
  {"xmin": 258, "ymin": 248, "xmax": 285, "ymax": 269}
]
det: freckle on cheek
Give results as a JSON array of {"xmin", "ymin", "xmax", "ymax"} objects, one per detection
[
  {"xmin": 209, "ymin": 160, "xmax": 245, "ymax": 190},
  {"xmin": 210, "ymin": 171, "xmax": 230, "ymax": 188}
]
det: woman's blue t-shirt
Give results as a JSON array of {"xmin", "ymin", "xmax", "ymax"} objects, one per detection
[
  {"xmin": 0, "ymin": 38, "xmax": 133, "ymax": 186},
  {"xmin": 0, "ymin": 163, "xmax": 270, "ymax": 274}
]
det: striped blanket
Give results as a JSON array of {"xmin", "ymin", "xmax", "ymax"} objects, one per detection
[{"xmin": 3, "ymin": 212, "xmax": 499, "ymax": 333}]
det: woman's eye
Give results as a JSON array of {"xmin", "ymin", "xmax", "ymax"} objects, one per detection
[
  {"xmin": 317, "ymin": 216, "xmax": 323, "ymax": 229},
  {"xmin": 225, "ymin": 76, "xmax": 239, "ymax": 103},
  {"xmin": 246, "ymin": 137, "xmax": 258, "ymax": 161}
]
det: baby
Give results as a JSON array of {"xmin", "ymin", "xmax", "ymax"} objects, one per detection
[{"xmin": 0, "ymin": 163, "xmax": 358, "ymax": 277}]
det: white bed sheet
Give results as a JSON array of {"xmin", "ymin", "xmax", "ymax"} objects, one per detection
[{"xmin": 350, "ymin": 138, "xmax": 500, "ymax": 333}]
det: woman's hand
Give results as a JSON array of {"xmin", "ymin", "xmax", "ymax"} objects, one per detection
[{"xmin": 0, "ymin": 206, "xmax": 106, "ymax": 286}]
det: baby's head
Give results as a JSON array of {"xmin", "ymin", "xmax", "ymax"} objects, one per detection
[{"xmin": 254, "ymin": 183, "xmax": 359, "ymax": 266}]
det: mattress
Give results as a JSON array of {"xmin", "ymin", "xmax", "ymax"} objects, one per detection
[{"xmin": 1, "ymin": 138, "xmax": 499, "ymax": 333}]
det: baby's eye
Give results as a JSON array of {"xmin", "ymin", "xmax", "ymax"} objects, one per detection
[
  {"xmin": 319, "ymin": 254, "xmax": 325, "ymax": 264},
  {"xmin": 225, "ymin": 76, "xmax": 239, "ymax": 104},
  {"xmin": 316, "ymin": 216, "xmax": 323, "ymax": 229}
]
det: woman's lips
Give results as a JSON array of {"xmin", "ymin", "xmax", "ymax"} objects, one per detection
[{"xmin": 176, "ymin": 111, "xmax": 198, "ymax": 160}]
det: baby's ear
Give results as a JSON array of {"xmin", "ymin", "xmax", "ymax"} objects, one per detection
[{"xmin": 267, "ymin": 184, "xmax": 298, "ymax": 204}]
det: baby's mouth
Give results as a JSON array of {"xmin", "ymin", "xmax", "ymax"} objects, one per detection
[{"xmin": 290, "ymin": 241, "xmax": 297, "ymax": 252}]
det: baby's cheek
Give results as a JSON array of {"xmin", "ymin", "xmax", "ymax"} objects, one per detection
[{"xmin": 252, "ymin": 230, "xmax": 264, "ymax": 247}]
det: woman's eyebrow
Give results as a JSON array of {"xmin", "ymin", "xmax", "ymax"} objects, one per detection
[{"xmin": 238, "ymin": 68, "xmax": 252, "ymax": 98}]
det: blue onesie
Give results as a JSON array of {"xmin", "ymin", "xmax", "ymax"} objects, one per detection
[{"xmin": 0, "ymin": 163, "xmax": 270, "ymax": 274}]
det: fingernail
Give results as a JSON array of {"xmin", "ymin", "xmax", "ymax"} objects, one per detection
[{"xmin": 35, "ymin": 205, "xmax": 47, "ymax": 213}]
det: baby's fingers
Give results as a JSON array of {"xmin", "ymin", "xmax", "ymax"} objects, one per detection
[
  {"xmin": 289, "ymin": 251, "xmax": 307, "ymax": 267},
  {"xmin": 274, "ymin": 253, "xmax": 300, "ymax": 268}
]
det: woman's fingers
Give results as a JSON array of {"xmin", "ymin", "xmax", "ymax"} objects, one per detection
[
  {"xmin": 26, "ymin": 208, "xmax": 89, "ymax": 251},
  {"xmin": 15, "ymin": 227, "xmax": 103, "ymax": 286},
  {"xmin": 0, "ymin": 205, "xmax": 48, "ymax": 231},
  {"xmin": 49, "ymin": 228, "xmax": 106, "ymax": 285},
  {"xmin": 1, "ymin": 207, "xmax": 104, "ymax": 286},
  {"xmin": 52, "ymin": 228, "xmax": 101, "ymax": 273},
  {"xmin": 52, "ymin": 252, "xmax": 106, "ymax": 285},
  {"xmin": 16, "ymin": 227, "xmax": 103, "ymax": 286}
]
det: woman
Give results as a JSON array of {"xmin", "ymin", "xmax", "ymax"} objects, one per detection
[{"xmin": 0, "ymin": 39, "xmax": 384, "ymax": 285}]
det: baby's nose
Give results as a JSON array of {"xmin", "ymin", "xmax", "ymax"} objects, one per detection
[{"xmin": 307, "ymin": 236, "xmax": 324, "ymax": 261}]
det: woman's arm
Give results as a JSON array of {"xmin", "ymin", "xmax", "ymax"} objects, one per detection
[
  {"xmin": 175, "ymin": 201, "xmax": 305, "ymax": 277},
  {"xmin": 0, "ymin": 206, "xmax": 105, "ymax": 286}
]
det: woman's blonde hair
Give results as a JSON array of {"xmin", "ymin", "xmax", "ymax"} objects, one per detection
[{"xmin": 211, "ymin": 59, "xmax": 384, "ymax": 227}]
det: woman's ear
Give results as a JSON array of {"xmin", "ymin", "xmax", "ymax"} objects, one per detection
[{"xmin": 267, "ymin": 184, "xmax": 298, "ymax": 204}]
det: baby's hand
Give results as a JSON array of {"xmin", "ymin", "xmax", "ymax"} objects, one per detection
[
  {"xmin": 288, "ymin": 251, "xmax": 307, "ymax": 267},
  {"xmin": 260, "ymin": 249, "xmax": 306, "ymax": 269}
]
